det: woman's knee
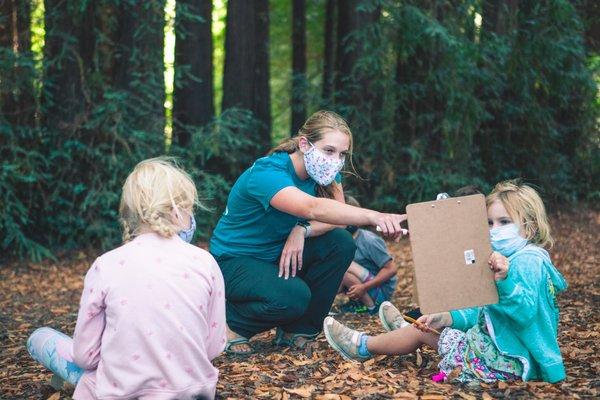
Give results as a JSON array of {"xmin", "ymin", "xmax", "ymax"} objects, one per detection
[{"xmin": 268, "ymin": 281, "xmax": 311, "ymax": 319}]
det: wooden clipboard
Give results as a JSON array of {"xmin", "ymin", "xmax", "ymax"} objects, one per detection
[{"xmin": 406, "ymin": 194, "xmax": 498, "ymax": 314}]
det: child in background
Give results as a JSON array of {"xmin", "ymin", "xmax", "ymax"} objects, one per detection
[
  {"xmin": 325, "ymin": 180, "xmax": 567, "ymax": 384},
  {"xmin": 27, "ymin": 158, "xmax": 226, "ymax": 400},
  {"xmin": 339, "ymin": 196, "xmax": 399, "ymax": 315}
]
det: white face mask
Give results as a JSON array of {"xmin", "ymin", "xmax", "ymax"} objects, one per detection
[
  {"xmin": 303, "ymin": 141, "xmax": 344, "ymax": 186},
  {"xmin": 489, "ymin": 223, "xmax": 528, "ymax": 256}
]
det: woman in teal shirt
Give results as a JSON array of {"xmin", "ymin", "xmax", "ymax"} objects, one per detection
[{"xmin": 210, "ymin": 111, "xmax": 406, "ymax": 355}]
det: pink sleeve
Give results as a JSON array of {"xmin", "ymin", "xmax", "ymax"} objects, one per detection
[
  {"xmin": 72, "ymin": 259, "xmax": 107, "ymax": 370},
  {"xmin": 205, "ymin": 259, "xmax": 227, "ymax": 360}
]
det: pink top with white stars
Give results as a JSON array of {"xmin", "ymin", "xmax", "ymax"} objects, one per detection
[{"xmin": 71, "ymin": 232, "xmax": 226, "ymax": 400}]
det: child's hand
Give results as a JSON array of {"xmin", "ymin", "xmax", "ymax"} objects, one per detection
[
  {"xmin": 347, "ymin": 284, "xmax": 367, "ymax": 300},
  {"xmin": 488, "ymin": 251, "xmax": 509, "ymax": 281},
  {"xmin": 415, "ymin": 312, "xmax": 452, "ymax": 333}
]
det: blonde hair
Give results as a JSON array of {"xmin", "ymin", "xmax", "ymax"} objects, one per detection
[
  {"xmin": 270, "ymin": 110, "xmax": 356, "ymax": 199},
  {"xmin": 486, "ymin": 180, "xmax": 554, "ymax": 248},
  {"xmin": 119, "ymin": 157, "xmax": 199, "ymax": 242}
]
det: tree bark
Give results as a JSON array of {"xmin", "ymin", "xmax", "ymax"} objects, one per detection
[
  {"xmin": 114, "ymin": 1, "xmax": 166, "ymax": 135},
  {"xmin": 322, "ymin": 0, "xmax": 336, "ymax": 103},
  {"xmin": 173, "ymin": 0, "xmax": 214, "ymax": 147},
  {"xmin": 42, "ymin": 0, "xmax": 90, "ymax": 132},
  {"xmin": 222, "ymin": 0, "xmax": 271, "ymax": 150},
  {"xmin": 334, "ymin": 0, "xmax": 359, "ymax": 107},
  {"xmin": 1, "ymin": 0, "xmax": 34, "ymax": 125},
  {"xmin": 291, "ymin": 0, "xmax": 306, "ymax": 136}
]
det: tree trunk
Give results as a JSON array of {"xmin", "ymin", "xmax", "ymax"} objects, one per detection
[
  {"xmin": 322, "ymin": 0, "xmax": 336, "ymax": 103},
  {"xmin": 334, "ymin": 0, "xmax": 359, "ymax": 108},
  {"xmin": 42, "ymin": 0, "xmax": 90, "ymax": 132},
  {"xmin": 114, "ymin": 1, "xmax": 166, "ymax": 135},
  {"xmin": 291, "ymin": 0, "xmax": 306, "ymax": 136},
  {"xmin": 173, "ymin": 0, "xmax": 214, "ymax": 147},
  {"xmin": 222, "ymin": 0, "xmax": 271, "ymax": 150},
  {"xmin": 576, "ymin": 0, "xmax": 600, "ymax": 54},
  {"xmin": 334, "ymin": 1, "xmax": 379, "ymax": 111},
  {"xmin": 255, "ymin": 0, "xmax": 270, "ymax": 143},
  {"xmin": 1, "ymin": 0, "xmax": 34, "ymax": 125},
  {"xmin": 482, "ymin": 0, "xmax": 518, "ymax": 36}
]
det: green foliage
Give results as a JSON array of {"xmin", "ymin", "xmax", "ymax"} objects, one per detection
[
  {"xmin": 0, "ymin": 0, "xmax": 597, "ymax": 262},
  {"xmin": 328, "ymin": 0, "xmax": 597, "ymax": 210},
  {"xmin": 0, "ymin": 1, "xmax": 256, "ymax": 261}
]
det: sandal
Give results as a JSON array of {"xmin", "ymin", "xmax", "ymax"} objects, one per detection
[
  {"xmin": 272, "ymin": 327, "xmax": 319, "ymax": 349},
  {"xmin": 224, "ymin": 337, "xmax": 254, "ymax": 356}
]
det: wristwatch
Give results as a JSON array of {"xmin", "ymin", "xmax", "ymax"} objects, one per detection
[{"xmin": 296, "ymin": 220, "xmax": 311, "ymax": 238}]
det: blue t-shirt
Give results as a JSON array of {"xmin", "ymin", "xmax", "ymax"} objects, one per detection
[
  {"xmin": 210, "ymin": 152, "xmax": 339, "ymax": 263},
  {"xmin": 354, "ymin": 229, "xmax": 396, "ymax": 296}
]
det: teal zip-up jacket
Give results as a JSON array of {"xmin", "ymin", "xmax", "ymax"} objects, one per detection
[{"xmin": 450, "ymin": 245, "xmax": 568, "ymax": 383}]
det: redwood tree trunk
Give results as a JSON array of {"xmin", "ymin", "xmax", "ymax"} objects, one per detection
[
  {"xmin": 1, "ymin": 0, "xmax": 34, "ymax": 125},
  {"xmin": 173, "ymin": 0, "xmax": 214, "ymax": 147},
  {"xmin": 291, "ymin": 0, "xmax": 307, "ymax": 136},
  {"xmin": 42, "ymin": 0, "xmax": 89, "ymax": 132},
  {"xmin": 222, "ymin": 0, "xmax": 271, "ymax": 151},
  {"xmin": 114, "ymin": 1, "xmax": 166, "ymax": 135},
  {"xmin": 322, "ymin": 0, "xmax": 336, "ymax": 103}
]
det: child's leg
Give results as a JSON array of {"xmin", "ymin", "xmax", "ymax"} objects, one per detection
[
  {"xmin": 366, "ymin": 325, "xmax": 439, "ymax": 355},
  {"xmin": 27, "ymin": 327, "xmax": 84, "ymax": 385},
  {"xmin": 343, "ymin": 262, "xmax": 376, "ymax": 307},
  {"xmin": 323, "ymin": 316, "xmax": 439, "ymax": 362}
]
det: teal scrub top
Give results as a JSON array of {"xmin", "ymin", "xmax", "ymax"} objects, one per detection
[{"xmin": 209, "ymin": 152, "xmax": 340, "ymax": 263}]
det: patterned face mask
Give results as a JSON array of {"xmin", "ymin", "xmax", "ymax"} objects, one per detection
[
  {"xmin": 303, "ymin": 141, "xmax": 344, "ymax": 186},
  {"xmin": 178, "ymin": 214, "xmax": 196, "ymax": 243}
]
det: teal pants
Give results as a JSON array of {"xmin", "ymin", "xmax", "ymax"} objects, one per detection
[{"xmin": 214, "ymin": 228, "xmax": 356, "ymax": 338}]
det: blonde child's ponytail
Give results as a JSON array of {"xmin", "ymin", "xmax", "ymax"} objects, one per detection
[{"xmin": 119, "ymin": 157, "xmax": 199, "ymax": 242}]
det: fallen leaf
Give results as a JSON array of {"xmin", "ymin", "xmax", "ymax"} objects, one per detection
[{"xmin": 284, "ymin": 385, "xmax": 317, "ymax": 398}]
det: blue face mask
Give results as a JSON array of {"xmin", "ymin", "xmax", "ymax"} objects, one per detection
[
  {"xmin": 489, "ymin": 223, "xmax": 527, "ymax": 257},
  {"xmin": 178, "ymin": 215, "xmax": 196, "ymax": 243}
]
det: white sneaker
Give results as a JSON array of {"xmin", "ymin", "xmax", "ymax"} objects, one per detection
[{"xmin": 378, "ymin": 301, "xmax": 410, "ymax": 331}]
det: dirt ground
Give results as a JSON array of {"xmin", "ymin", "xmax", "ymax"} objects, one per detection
[{"xmin": 1, "ymin": 209, "xmax": 598, "ymax": 399}]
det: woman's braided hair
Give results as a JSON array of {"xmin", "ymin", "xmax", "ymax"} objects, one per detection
[{"xmin": 119, "ymin": 157, "xmax": 199, "ymax": 242}]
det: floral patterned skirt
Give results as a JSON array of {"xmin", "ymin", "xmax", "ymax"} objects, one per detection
[{"xmin": 435, "ymin": 321, "xmax": 523, "ymax": 383}]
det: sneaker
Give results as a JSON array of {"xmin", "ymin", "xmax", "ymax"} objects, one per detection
[
  {"xmin": 378, "ymin": 301, "xmax": 410, "ymax": 332},
  {"xmin": 323, "ymin": 317, "xmax": 371, "ymax": 362}
]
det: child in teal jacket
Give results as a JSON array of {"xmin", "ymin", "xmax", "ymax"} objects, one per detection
[{"xmin": 323, "ymin": 180, "xmax": 568, "ymax": 383}]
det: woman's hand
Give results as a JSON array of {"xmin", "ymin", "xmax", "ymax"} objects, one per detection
[
  {"xmin": 489, "ymin": 251, "xmax": 509, "ymax": 281},
  {"xmin": 347, "ymin": 283, "xmax": 367, "ymax": 300},
  {"xmin": 369, "ymin": 212, "xmax": 408, "ymax": 242},
  {"xmin": 415, "ymin": 312, "xmax": 452, "ymax": 333},
  {"xmin": 279, "ymin": 225, "xmax": 306, "ymax": 279}
]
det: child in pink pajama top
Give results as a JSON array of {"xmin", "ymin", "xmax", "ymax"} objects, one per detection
[{"xmin": 27, "ymin": 158, "xmax": 226, "ymax": 399}]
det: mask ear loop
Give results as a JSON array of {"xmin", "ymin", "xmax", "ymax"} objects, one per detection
[{"xmin": 299, "ymin": 137, "xmax": 314, "ymax": 154}]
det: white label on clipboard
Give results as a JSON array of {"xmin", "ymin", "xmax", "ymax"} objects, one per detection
[{"xmin": 464, "ymin": 249, "xmax": 476, "ymax": 265}]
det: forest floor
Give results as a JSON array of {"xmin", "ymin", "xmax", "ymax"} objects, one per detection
[{"xmin": 1, "ymin": 208, "xmax": 598, "ymax": 399}]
